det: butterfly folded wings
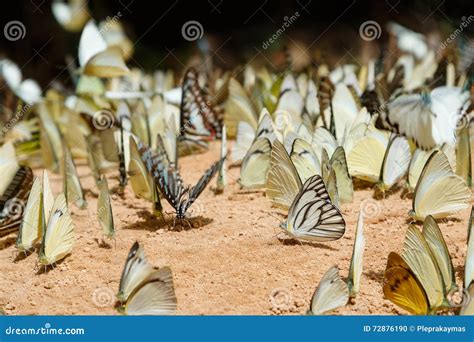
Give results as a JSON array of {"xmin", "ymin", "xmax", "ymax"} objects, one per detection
[
  {"xmin": 39, "ymin": 193, "xmax": 74, "ymax": 266},
  {"xmin": 179, "ymin": 68, "xmax": 223, "ymax": 141},
  {"xmin": 117, "ymin": 242, "xmax": 177, "ymax": 315},
  {"xmin": 281, "ymin": 175, "xmax": 345, "ymax": 242}
]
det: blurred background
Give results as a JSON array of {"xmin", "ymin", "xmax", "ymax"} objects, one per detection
[{"xmin": 1, "ymin": 0, "xmax": 473, "ymax": 87}]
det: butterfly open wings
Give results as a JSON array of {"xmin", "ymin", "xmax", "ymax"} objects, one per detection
[{"xmin": 138, "ymin": 141, "xmax": 224, "ymax": 220}]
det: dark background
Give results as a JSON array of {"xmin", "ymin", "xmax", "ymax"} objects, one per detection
[{"xmin": 1, "ymin": 0, "xmax": 473, "ymax": 86}]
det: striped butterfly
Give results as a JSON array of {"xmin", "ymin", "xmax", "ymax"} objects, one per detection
[
  {"xmin": 0, "ymin": 165, "xmax": 34, "ymax": 237},
  {"xmin": 139, "ymin": 140, "xmax": 224, "ymax": 221},
  {"xmin": 180, "ymin": 67, "xmax": 222, "ymax": 140},
  {"xmin": 280, "ymin": 174, "xmax": 345, "ymax": 242}
]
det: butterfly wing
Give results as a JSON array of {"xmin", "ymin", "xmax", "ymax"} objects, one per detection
[
  {"xmin": 290, "ymin": 138, "xmax": 321, "ymax": 184},
  {"xmin": 347, "ymin": 211, "xmax": 365, "ymax": 298},
  {"xmin": 330, "ymin": 146, "xmax": 353, "ymax": 203},
  {"xmin": 0, "ymin": 142, "xmax": 20, "ymax": 196},
  {"xmin": 231, "ymin": 121, "xmax": 255, "ymax": 163},
  {"xmin": 422, "ymin": 216, "xmax": 456, "ymax": 294},
  {"xmin": 16, "ymin": 177, "xmax": 42, "ymax": 252},
  {"xmin": 224, "ymin": 78, "xmax": 258, "ymax": 138},
  {"xmin": 407, "ymin": 148, "xmax": 435, "ymax": 191},
  {"xmin": 128, "ymin": 136, "xmax": 155, "ymax": 201},
  {"xmin": 239, "ymin": 137, "xmax": 271, "ymax": 189},
  {"xmin": 455, "ymin": 124, "xmax": 471, "ymax": 187},
  {"xmin": 308, "ymin": 266, "xmax": 349, "ymax": 315},
  {"xmin": 97, "ymin": 176, "xmax": 115, "ymax": 239},
  {"xmin": 284, "ymin": 175, "xmax": 345, "ymax": 242},
  {"xmin": 266, "ymin": 140, "xmax": 302, "ymax": 210},
  {"xmin": 124, "ymin": 267, "xmax": 177, "ymax": 315},
  {"xmin": 466, "ymin": 208, "xmax": 474, "ymax": 288},
  {"xmin": 401, "ymin": 225, "xmax": 447, "ymax": 311},
  {"xmin": 178, "ymin": 157, "xmax": 224, "ymax": 217},
  {"xmin": 39, "ymin": 193, "xmax": 74, "ymax": 265},
  {"xmin": 380, "ymin": 136, "xmax": 411, "ymax": 190},
  {"xmin": 118, "ymin": 241, "xmax": 154, "ymax": 302},
  {"xmin": 383, "ymin": 252, "xmax": 429, "ymax": 315},
  {"xmin": 412, "ymin": 150, "xmax": 470, "ymax": 221},
  {"xmin": 63, "ymin": 144, "xmax": 87, "ymax": 209}
]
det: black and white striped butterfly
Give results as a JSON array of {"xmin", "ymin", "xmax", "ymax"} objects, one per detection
[
  {"xmin": 180, "ymin": 67, "xmax": 223, "ymax": 140},
  {"xmin": 280, "ymin": 174, "xmax": 345, "ymax": 242},
  {"xmin": 138, "ymin": 138, "xmax": 224, "ymax": 221}
]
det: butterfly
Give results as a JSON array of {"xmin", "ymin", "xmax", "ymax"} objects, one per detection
[
  {"xmin": 63, "ymin": 143, "xmax": 87, "ymax": 209},
  {"xmin": 52, "ymin": 0, "xmax": 90, "ymax": 32},
  {"xmin": 280, "ymin": 174, "xmax": 345, "ymax": 242},
  {"xmin": 383, "ymin": 219, "xmax": 454, "ymax": 314},
  {"xmin": 117, "ymin": 242, "xmax": 177, "ymax": 315},
  {"xmin": 38, "ymin": 191, "xmax": 75, "ymax": 267},
  {"xmin": 376, "ymin": 135, "xmax": 411, "ymax": 193},
  {"xmin": 225, "ymin": 78, "xmax": 258, "ymax": 138},
  {"xmin": 307, "ymin": 266, "xmax": 349, "ymax": 315},
  {"xmin": 407, "ymin": 148, "xmax": 436, "ymax": 192},
  {"xmin": 455, "ymin": 124, "xmax": 471, "ymax": 187},
  {"xmin": 464, "ymin": 207, "xmax": 474, "ymax": 290},
  {"xmin": 78, "ymin": 20, "xmax": 129, "ymax": 78},
  {"xmin": 347, "ymin": 211, "xmax": 365, "ymax": 298},
  {"xmin": 347, "ymin": 124, "xmax": 391, "ymax": 183},
  {"xmin": 128, "ymin": 136, "xmax": 162, "ymax": 215},
  {"xmin": 266, "ymin": 139, "xmax": 302, "ymax": 210},
  {"xmin": 0, "ymin": 59, "xmax": 42, "ymax": 104},
  {"xmin": 138, "ymin": 140, "xmax": 224, "ymax": 222},
  {"xmin": 0, "ymin": 142, "xmax": 34, "ymax": 234},
  {"xmin": 410, "ymin": 150, "xmax": 470, "ymax": 221},
  {"xmin": 97, "ymin": 175, "xmax": 115, "ymax": 241},
  {"xmin": 179, "ymin": 67, "xmax": 222, "ymax": 140},
  {"xmin": 215, "ymin": 125, "xmax": 227, "ymax": 193},
  {"xmin": 384, "ymin": 87, "xmax": 469, "ymax": 150},
  {"xmin": 16, "ymin": 176, "xmax": 42, "ymax": 252},
  {"xmin": 238, "ymin": 137, "xmax": 272, "ymax": 189}
]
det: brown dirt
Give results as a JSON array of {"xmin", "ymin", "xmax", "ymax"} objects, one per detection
[{"xmin": 0, "ymin": 142, "xmax": 471, "ymax": 315}]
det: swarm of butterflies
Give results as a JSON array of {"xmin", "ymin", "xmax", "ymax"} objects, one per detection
[{"xmin": 0, "ymin": 7, "xmax": 473, "ymax": 315}]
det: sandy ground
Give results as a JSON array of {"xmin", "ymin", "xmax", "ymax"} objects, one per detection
[{"xmin": 0, "ymin": 141, "xmax": 471, "ymax": 315}]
